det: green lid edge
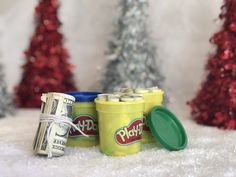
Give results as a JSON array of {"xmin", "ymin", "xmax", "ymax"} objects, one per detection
[{"xmin": 148, "ymin": 106, "xmax": 188, "ymax": 151}]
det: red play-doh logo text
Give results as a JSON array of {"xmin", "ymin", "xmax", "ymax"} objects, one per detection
[
  {"xmin": 115, "ymin": 119, "xmax": 143, "ymax": 145},
  {"xmin": 69, "ymin": 115, "xmax": 98, "ymax": 137}
]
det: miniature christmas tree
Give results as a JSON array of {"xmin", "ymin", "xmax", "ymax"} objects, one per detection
[
  {"xmin": 0, "ymin": 64, "xmax": 13, "ymax": 117},
  {"xmin": 102, "ymin": 0, "xmax": 164, "ymax": 92},
  {"xmin": 15, "ymin": 0, "xmax": 77, "ymax": 108},
  {"xmin": 188, "ymin": 0, "xmax": 236, "ymax": 129}
]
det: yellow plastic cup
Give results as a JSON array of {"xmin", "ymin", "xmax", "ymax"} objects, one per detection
[
  {"xmin": 142, "ymin": 90, "xmax": 164, "ymax": 144},
  {"xmin": 95, "ymin": 99, "xmax": 144, "ymax": 156},
  {"xmin": 65, "ymin": 92, "xmax": 100, "ymax": 147}
]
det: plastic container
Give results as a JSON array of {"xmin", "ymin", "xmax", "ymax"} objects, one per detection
[
  {"xmin": 65, "ymin": 92, "xmax": 100, "ymax": 147},
  {"xmin": 95, "ymin": 99, "xmax": 144, "ymax": 156},
  {"xmin": 141, "ymin": 90, "xmax": 164, "ymax": 144}
]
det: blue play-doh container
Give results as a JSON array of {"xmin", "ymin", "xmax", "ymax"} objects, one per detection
[{"xmin": 65, "ymin": 92, "xmax": 100, "ymax": 147}]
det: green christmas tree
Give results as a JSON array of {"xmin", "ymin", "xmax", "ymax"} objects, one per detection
[{"xmin": 102, "ymin": 0, "xmax": 164, "ymax": 92}]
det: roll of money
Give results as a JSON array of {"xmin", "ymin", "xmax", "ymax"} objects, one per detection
[
  {"xmin": 147, "ymin": 86, "xmax": 160, "ymax": 92},
  {"xmin": 33, "ymin": 93, "xmax": 47, "ymax": 152},
  {"xmin": 120, "ymin": 96, "xmax": 135, "ymax": 102},
  {"xmin": 97, "ymin": 94, "xmax": 109, "ymax": 101},
  {"xmin": 129, "ymin": 93, "xmax": 143, "ymax": 97},
  {"xmin": 134, "ymin": 88, "xmax": 149, "ymax": 94},
  {"xmin": 120, "ymin": 88, "xmax": 134, "ymax": 94},
  {"xmin": 33, "ymin": 92, "xmax": 75, "ymax": 157},
  {"xmin": 113, "ymin": 92, "xmax": 124, "ymax": 96},
  {"xmin": 107, "ymin": 94, "xmax": 120, "ymax": 102}
]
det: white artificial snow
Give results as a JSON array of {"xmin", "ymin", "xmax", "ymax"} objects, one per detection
[{"xmin": 1, "ymin": 109, "xmax": 236, "ymax": 177}]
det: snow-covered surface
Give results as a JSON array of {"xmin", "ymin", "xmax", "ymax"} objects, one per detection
[{"xmin": 1, "ymin": 109, "xmax": 236, "ymax": 177}]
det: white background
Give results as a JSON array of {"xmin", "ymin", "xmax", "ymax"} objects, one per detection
[{"xmin": 0, "ymin": 0, "xmax": 222, "ymax": 117}]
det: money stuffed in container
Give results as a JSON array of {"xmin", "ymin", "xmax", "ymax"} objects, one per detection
[{"xmin": 33, "ymin": 92, "xmax": 83, "ymax": 158}]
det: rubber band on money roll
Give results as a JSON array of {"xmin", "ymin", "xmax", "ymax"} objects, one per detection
[{"xmin": 40, "ymin": 113, "xmax": 89, "ymax": 158}]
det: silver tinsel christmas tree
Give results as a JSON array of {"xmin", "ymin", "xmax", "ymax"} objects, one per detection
[
  {"xmin": 102, "ymin": 0, "xmax": 164, "ymax": 92},
  {"xmin": 0, "ymin": 19, "xmax": 14, "ymax": 117},
  {"xmin": 0, "ymin": 64, "xmax": 13, "ymax": 118}
]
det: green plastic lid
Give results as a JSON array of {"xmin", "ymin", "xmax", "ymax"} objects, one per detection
[{"xmin": 148, "ymin": 106, "xmax": 187, "ymax": 151}]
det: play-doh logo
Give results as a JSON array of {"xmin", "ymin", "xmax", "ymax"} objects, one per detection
[
  {"xmin": 143, "ymin": 114, "xmax": 150, "ymax": 132},
  {"xmin": 69, "ymin": 115, "xmax": 98, "ymax": 137},
  {"xmin": 115, "ymin": 119, "xmax": 143, "ymax": 145}
]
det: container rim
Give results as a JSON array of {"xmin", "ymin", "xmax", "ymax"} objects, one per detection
[{"xmin": 95, "ymin": 98, "xmax": 144, "ymax": 105}]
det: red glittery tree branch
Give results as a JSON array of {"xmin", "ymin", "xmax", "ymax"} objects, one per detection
[
  {"xmin": 188, "ymin": 0, "xmax": 236, "ymax": 129},
  {"xmin": 15, "ymin": 0, "xmax": 77, "ymax": 108}
]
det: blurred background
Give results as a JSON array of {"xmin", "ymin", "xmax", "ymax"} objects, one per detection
[{"xmin": 0, "ymin": 0, "xmax": 222, "ymax": 117}]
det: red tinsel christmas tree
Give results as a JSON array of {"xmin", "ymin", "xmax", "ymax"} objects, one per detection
[
  {"xmin": 188, "ymin": 0, "xmax": 236, "ymax": 129},
  {"xmin": 15, "ymin": 0, "xmax": 77, "ymax": 108}
]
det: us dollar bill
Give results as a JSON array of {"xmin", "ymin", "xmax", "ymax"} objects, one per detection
[
  {"xmin": 33, "ymin": 92, "xmax": 75, "ymax": 157},
  {"xmin": 33, "ymin": 94, "xmax": 47, "ymax": 151}
]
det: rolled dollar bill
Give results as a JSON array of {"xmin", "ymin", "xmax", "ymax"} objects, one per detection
[
  {"xmin": 129, "ymin": 93, "xmax": 143, "ymax": 97},
  {"xmin": 113, "ymin": 92, "xmax": 124, "ymax": 96},
  {"xmin": 33, "ymin": 93, "xmax": 47, "ymax": 152},
  {"xmin": 120, "ymin": 88, "xmax": 134, "ymax": 94},
  {"xmin": 33, "ymin": 92, "xmax": 75, "ymax": 157},
  {"xmin": 134, "ymin": 88, "xmax": 149, "ymax": 94},
  {"xmin": 107, "ymin": 94, "xmax": 120, "ymax": 102},
  {"xmin": 120, "ymin": 96, "xmax": 135, "ymax": 102},
  {"xmin": 97, "ymin": 94, "xmax": 109, "ymax": 101},
  {"xmin": 147, "ymin": 86, "xmax": 160, "ymax": 92},
  {"xmin": 130, "ymin": 94, "xmax": 144, "ymax": 101}
]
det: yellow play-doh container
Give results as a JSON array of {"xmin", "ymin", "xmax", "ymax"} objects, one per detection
[
  {"xmin": 95, "ymin": 99, "xmax": 144, "ymax": 156},
  {"xmin": 141, "ymin": 90, "xmax": 164, "ymax": 144},
  {"xmin": 65, "ymin": 92, "xmax": 100, "ymax": 147}
]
